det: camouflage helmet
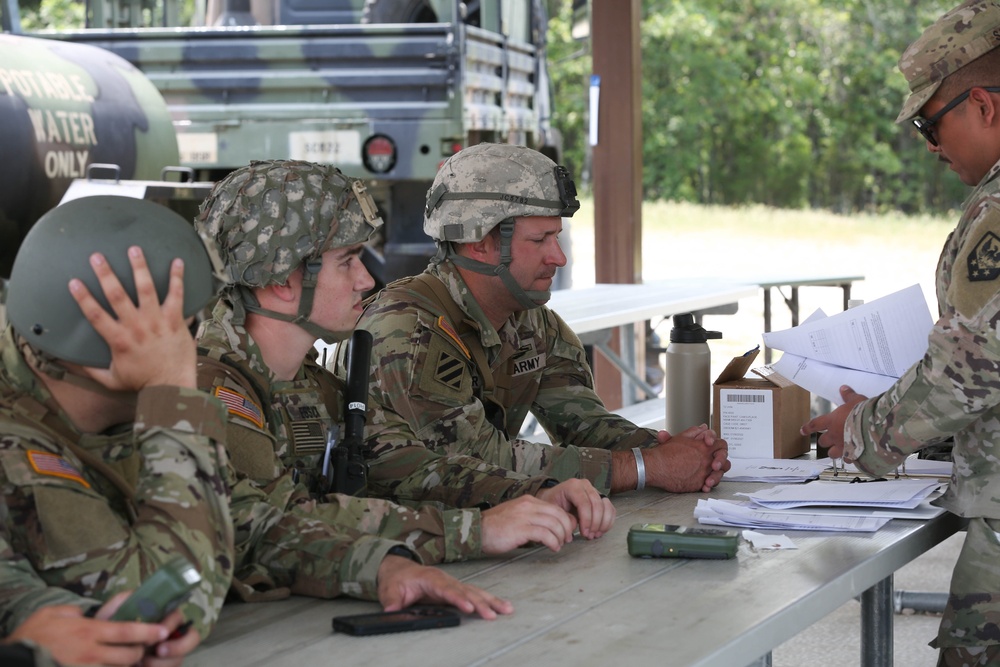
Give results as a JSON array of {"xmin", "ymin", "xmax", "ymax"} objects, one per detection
[
  {"xmin": 895, "ymin": 0, "xmax": 1000, "ymax": 123},
  {"xmin": 195, "ymin": 160, "xmax": 383, "ymax": 343},
  {"xmin": 196, "ymin": 159, "xmax": 382, "ymax": 287},
  {"xmin": 423, "ymin": 143, "xmax": 578, "ymax": 309},
  {"xmin": 424, "ymin": 143, "xmax": 579, "ymax": 242},
  {"xmin": 6, "ymin": 195, "xmax": 219, "ymax": 368}
]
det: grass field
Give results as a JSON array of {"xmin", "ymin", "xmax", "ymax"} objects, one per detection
[{"xmin": 563, "ymin": 199, "xmax": 957, "ymax": 386}]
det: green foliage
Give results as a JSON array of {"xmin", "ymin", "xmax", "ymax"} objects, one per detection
[
  {"xmin": 547, "ymin": 0, "xmax": 969, "ymax": 215},
  {"xmin": 18, "ymin": 0, "xmax": 83, "ymax": 30}
]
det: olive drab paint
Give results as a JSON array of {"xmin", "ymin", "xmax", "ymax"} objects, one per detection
[{"xmin": 0, "ymin": 33, "xmax": 179, "ymax": 277}]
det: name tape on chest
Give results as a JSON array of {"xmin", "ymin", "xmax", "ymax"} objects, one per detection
[
  {"xmin": 27, "ymin": 450, "xmax": 90, "ymax": 488},
  {"xmin": 214, "ymin": 386, "xmax": 265, "ymax": 429}
]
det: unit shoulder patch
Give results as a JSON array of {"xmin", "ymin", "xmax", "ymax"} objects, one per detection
[
  {"xmin": 419, "ymin": 334, "xmax": 471, "ymax": 398},
  {"xmin": 968, "ymin": 231, "xmax": 1000, "ymax": 282}
]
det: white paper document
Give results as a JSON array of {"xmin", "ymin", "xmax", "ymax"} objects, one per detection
[
  {"xmin": 725, "ymin": 458, "xmax": 828, "ymax": 483},
  {"xmin": 741, "ymin": 479, "xmax": 941, "ymax": 510},
  {"xmin": 762, "ymin": 285, "xmax": 934, "ymax": 404},
  {"xmin": 695, "ymin": 498, "xmax": 891, "ymax": 532}
]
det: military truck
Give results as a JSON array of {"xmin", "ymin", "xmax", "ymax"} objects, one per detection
[{"xmin": 19, "ymin": 0, "xmax": 560, "ymax": 283}]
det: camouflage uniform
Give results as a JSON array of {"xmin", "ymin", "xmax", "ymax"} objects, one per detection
[
  {"xmin": 354, "ymin": 259, "xmax": 659, "ymax": 506},
  {"xmin": 843, "ymin": 156, "xmax": 1000, "ymax": 652},
  {"xmin": 0, "ymin": 327, "xmax": 234, "ymax": 639},
  {"xmin": 196, "ymin": 297, "xmax": 485, "ymax": 602},
  {"xmin": 839, "ymin": 2, "xmax": 1000, "ymax": 656}
]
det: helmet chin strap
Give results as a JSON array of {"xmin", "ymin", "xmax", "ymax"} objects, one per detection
[
  {"xmin": 446, "ymin": 219, "xmax": 550, "ymax": 310},
  {"xmin": 240, "ymin": 259, "xmax": 354, "ymax": 344}
]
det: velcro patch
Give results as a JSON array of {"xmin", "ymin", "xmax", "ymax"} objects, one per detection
[
  {"xmin": 435, "ymin": 351, "xmax": 466, "ymax": 390},
  {"xmin": 214, "ymin": 386, "xmax": 265, "ymax": 429},
  {"xmin": 968, "ymin": 231, "xmax": 1000, "ymax": 282},
  {"xmin": 27, "ymin": 450, "xmax": 90, "ymax": 488},
  {"xmin": 437, "ymin": 316, "xmax": 471, "ymax": 359},
  {"xmin": 419, "ymin": 334, "xmax": 470, "ymax": 398},
  {"xmin": 510, "ymin": 353, "xmax": 545, "ymax": 376}
]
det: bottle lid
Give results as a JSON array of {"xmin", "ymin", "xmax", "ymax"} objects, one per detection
[{"xmin": 669, "ymin": 313, "xmax": 722, "ymax": 343}]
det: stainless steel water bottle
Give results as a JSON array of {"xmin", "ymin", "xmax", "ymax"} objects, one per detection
[{"xmin": 665, "ymin": 313, "xmax": 722, "ymax": 435}]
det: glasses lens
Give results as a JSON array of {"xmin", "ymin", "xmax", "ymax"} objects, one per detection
[{"xmin": 912, "ymin": 118, "xmax": 938, "ymax": 146}]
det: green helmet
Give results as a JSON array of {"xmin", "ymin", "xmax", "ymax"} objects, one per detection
[
  {"xmin": 6, "ymin": 195, "xmax": 219, "ymax": 369},
  {"xmin": 195, "ymin": 160, "xmax": 383, "ymax": 343},
  {"xmin": 423, "ymin": 143, "xmax": 579, "ymax": 308}
]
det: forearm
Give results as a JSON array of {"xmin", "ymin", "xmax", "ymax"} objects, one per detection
[
  {"xmin": 367, "ymin": 443, "xmax": 549, "ymax": 507},
  {"xmin": 511, "ymin": 439, "xmax": 613, "ymax": 495},
  {"xmin": 847, "ymin": 317, "xmax": 1000, "ymax": 476},
  {"xmin": 130, "ymin": 386, "xmax": 234, "ymax": 637},
  {"xmin": 0, "ymin": 558, "xmax": 91, "ymax": 637}
]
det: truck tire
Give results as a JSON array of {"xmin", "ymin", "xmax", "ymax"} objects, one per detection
[{"xmin": 361, "ymin": 0, "xmax": 438, "ymax": 23}]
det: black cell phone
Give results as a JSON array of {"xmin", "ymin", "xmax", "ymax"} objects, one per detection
[
  {"xmin": 627, "ymin": 523, "xmax": 739, "ymax": 559},
  {"xmin": 332, "ymin": 606, "xmax": 461, "ymax": 636},
  {"xmin": 111, "ymin": 556, "xmax": 201, "ymax": 623}
]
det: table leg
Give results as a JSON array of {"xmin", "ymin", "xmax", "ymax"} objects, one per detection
[
  {"xmin": 763, "ymin": 288, "xmax": 773, "ymax": 363},
  {"xmin": 860, "ymin": 574, "xmax": 894, "ymax": 667}
]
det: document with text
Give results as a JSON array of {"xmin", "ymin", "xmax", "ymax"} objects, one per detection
[{"xmin": 762, "ymin": 284, "xmax": 934, "ymax": 404}]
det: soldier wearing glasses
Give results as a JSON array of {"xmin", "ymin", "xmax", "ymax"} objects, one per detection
[{"xmin": 803, "ymin": 2, "xmax": 1000, "ymax": 664}]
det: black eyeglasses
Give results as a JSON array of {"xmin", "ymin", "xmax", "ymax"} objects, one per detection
[{"xmin": 912, "ymin": 86, "xmax": 1000, "ymax": 146}]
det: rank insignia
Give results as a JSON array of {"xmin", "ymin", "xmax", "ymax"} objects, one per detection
[
  {"xmin": 27, "ymin": 450, "xmax": 90, "ymax": 488},
  {"xmin": 968, "ymin": 231, "xmax": 1000, "ymax": 282},
  {"xmin": 214, "ymin": 386, "xmax": 265, "ymax": 429}
]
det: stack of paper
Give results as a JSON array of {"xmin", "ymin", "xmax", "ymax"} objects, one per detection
[
  {"xmin": 695, "ymin": 498, "xmax": 892, "ymax": 532},
  {"xmin": 743, "ymin": 479, "xmax": 940, "ymax": 510},
  {"xmin": 762, "ymin": 284, "xmax": 933, "ymax": 405},
  {"xmin": 695, "ymin": 478, "xmax": 945, "ymax": 532}
]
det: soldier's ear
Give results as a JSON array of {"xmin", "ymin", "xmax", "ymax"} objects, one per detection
[{"xmin": 464, "ymin": 236, "xmax": 496, "ymax": 261}]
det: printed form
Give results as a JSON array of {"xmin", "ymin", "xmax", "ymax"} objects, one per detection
[{"xmin": 762, "ymin": 284, "xmax": 933, "ymax": 404}]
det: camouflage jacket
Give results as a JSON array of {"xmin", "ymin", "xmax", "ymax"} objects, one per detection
[
  {"xmin": 845, "ymin": 157, "xmax": 1000, "ymax": 520},
  {"xmin": 0, "ymin": 326, "xmax": 234, "ymax": 639},
  {"xmin": 196, "ymin": 299, "xmax": 483, "ymax": 602},
  {"xmin": 351, "ymin": 260, "xmax": 658, "ymax": 506}
]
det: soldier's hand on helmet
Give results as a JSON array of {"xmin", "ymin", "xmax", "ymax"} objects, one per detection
[
  {"xmin": 481, "ymin": 495, "xmax": 577, "ymax": 553},
  {"xmin": 534, "ymin": 478, "xmax": 615, "ymax": 539},
  {"xmin": 69, "ymin": 247, "xmax": 197, "ymax": 391},
  {"xmin": 5, "ymin": 593, "xmax": 170, "ymax": 667},
  {"xmin": 377, "ymin": 555, "xmax": 513, "ymax": 620},
  {"xmin": 800, "ymin": 385, "xmax": 867, "ymax": 461},
  {"xmin": 644, "ymin": 435, "xmax": 730, "ymax": 493}
]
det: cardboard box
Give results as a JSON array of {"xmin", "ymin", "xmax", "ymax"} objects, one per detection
[{"xmin": 711, "ymin": 348, "xmax": 810, "ymax": 459}]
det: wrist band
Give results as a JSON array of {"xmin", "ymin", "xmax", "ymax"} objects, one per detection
[{"xmin": 632, "ymin": 447, "xmax": 646, "ymax": 491}]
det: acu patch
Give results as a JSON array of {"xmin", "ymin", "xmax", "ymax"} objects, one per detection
[
  {"xmin": 968, "ymin": 231, "xmax": 1000, "ymax": 282},
  {"xmin": 419, "ymin": 334, "xmax": 471, "ymax": 397}
]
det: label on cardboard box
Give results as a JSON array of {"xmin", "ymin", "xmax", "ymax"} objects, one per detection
[{"xmin": 718, "ymin": 388, "xmax": 774, "ymax": 458}]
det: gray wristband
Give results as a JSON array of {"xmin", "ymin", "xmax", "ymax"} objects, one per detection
[{"xmin": 632, "ymin": 447, "xmax": 646, "ymax": 491}]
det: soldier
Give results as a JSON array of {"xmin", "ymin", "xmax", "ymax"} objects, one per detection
[
  {"xmin": 0, "ymin": 196, "xmax": 235, "ymax": 664},
  {"xmin": 802, "ymin": 2, "xmax": 1000, "ymax": 663},
  {"xmin": 349, "ymin": 143, "xmax": 730, "ymax": 510},
  {"xmin": 194, "ymin": 159, "xmax": 572, "ymax": 617}
]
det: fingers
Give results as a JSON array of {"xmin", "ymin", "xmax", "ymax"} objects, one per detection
[
  {"xmin": 143, "ymin": 626, "xmax": 200, "ymax": 667},
  {"xmin": 94, "ymin": 591, "xmax": 134, "ymax": 621}
]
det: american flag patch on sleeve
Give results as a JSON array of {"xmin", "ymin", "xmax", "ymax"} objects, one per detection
[
  {"xmin": 214, "ymin": 386, "xmax": 265, "ymax": 429},
  {"xmin": 27, "ymin": 450, "xmax": 91, "ymax": 488}
]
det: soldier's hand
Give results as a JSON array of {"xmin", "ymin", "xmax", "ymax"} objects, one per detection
[
  {"xmin": 377, "ymin": 555, "xmax": 513, "ymax": 619},
  {"xmin": 6, "ymin": 593, "xmax": 168, "ymax": 666},
  {"xmin": 800, "ymin": 385, "xmax": 868, "ymax": 461},
  {"xmin": 534, "ymin": 478, "xmax": 615, "ymax": 539},
  {"xmin": 644, "ymin": 435, "xmax": 730, "ymax": 493},
  {"xmin": 141, "ymin": 609, "xmax": 201, "ymax": 667},
  {"xmin": 70, "ymin": 248, "xmax": 197, "ymax": 391},
  {"xmin": 481, "ymin": 495, "xmax": 577, "ymax": 554}
]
